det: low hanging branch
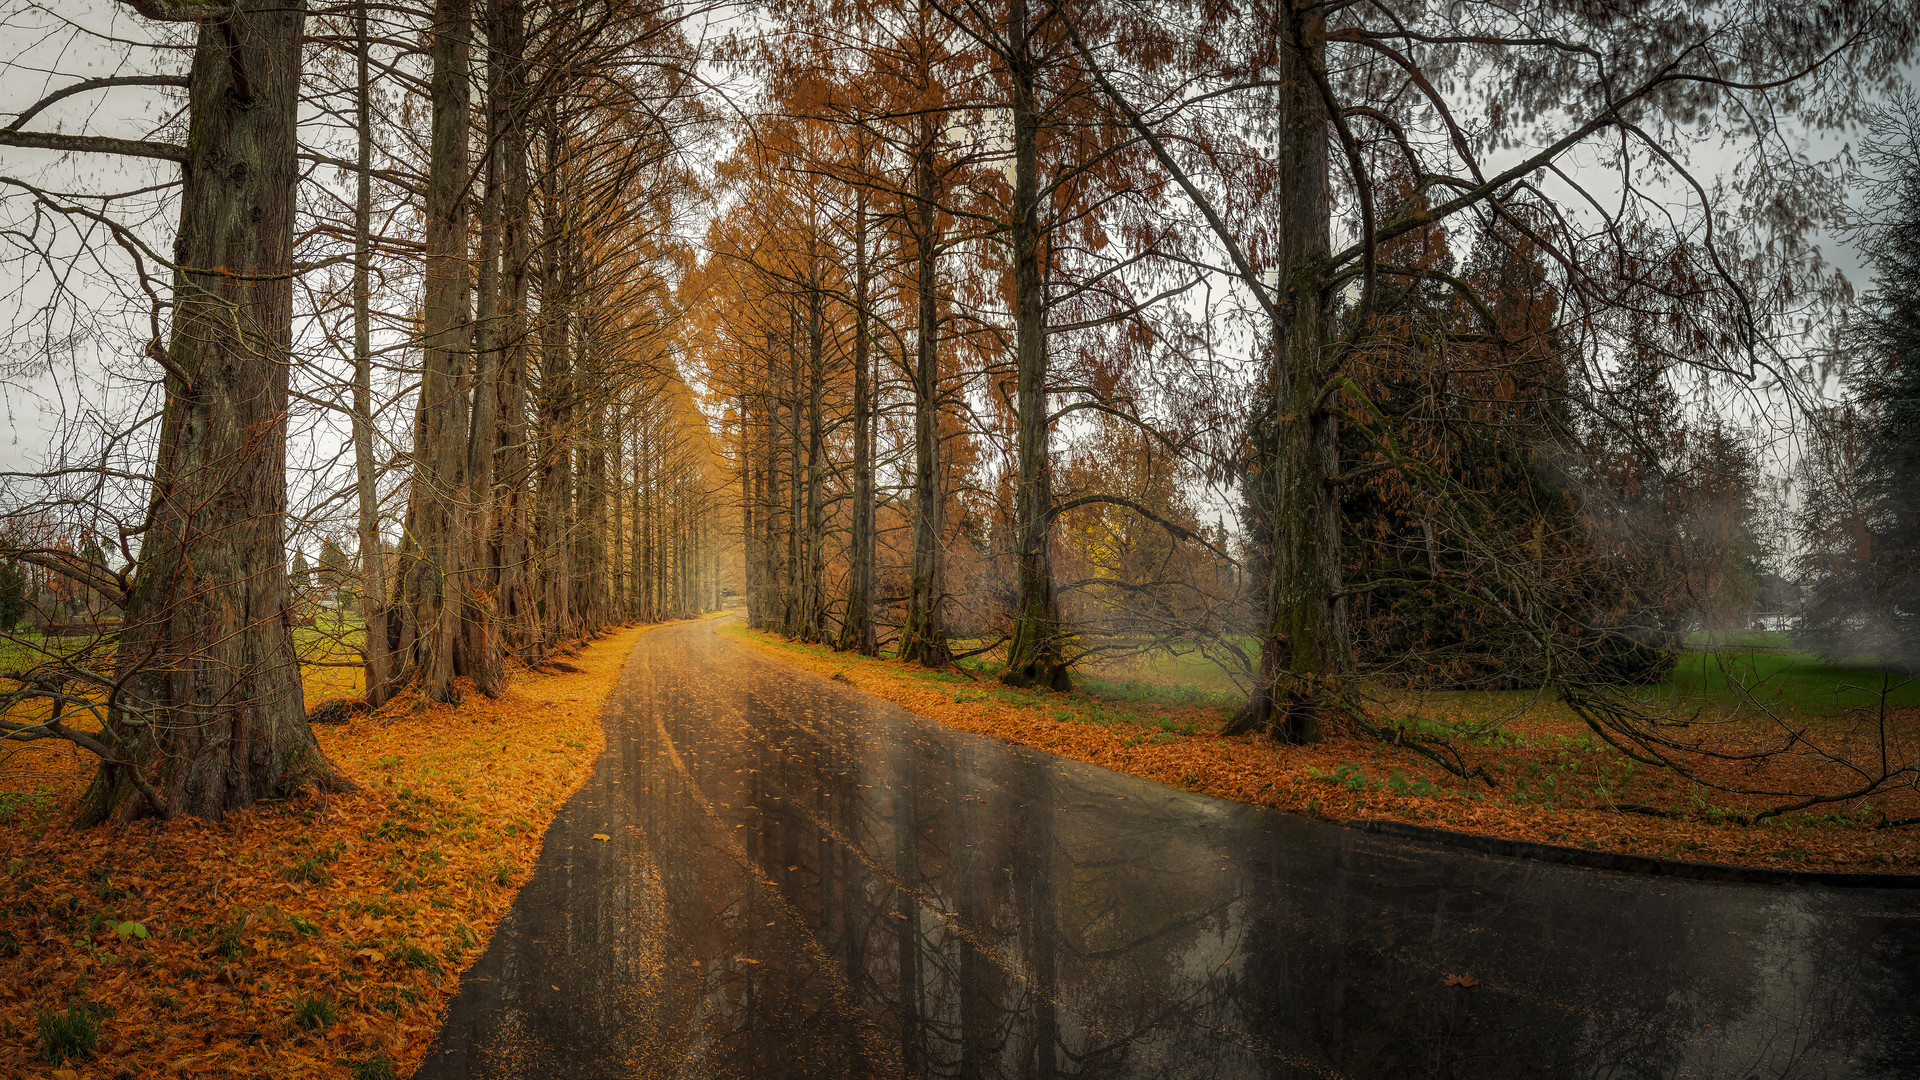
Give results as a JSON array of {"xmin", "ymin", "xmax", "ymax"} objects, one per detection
[{"xmin": 1046, "ymin": 493, "xmax": 1240, "ymax": 569}]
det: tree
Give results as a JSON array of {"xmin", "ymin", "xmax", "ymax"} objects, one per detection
[
  {"xmin": 0, "ymin": 561, "xmax": 25, "ymax": 632},
  {"xmin": 1070, "ymin": 0, "xmax": 1913, "ymax": 748},
  {"xmin": 0, "ymin": 0, "xmax": 719, "ymax": 823},
  {"xmin": 319, "ymin": 538, "xmax": 351, "ymax": 608},
  {"xmin": 1800, "ymin": 93, "xmax": 1920, "ymax": 668},
  {"xmin": 0, "ymin": 0, "xmax": 351, "ymax": 823}
]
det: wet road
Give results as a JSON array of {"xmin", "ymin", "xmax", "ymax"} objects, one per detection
[{"xmin": 415, "ymin": 616, "xmax": 1920, "ymax": 1079}]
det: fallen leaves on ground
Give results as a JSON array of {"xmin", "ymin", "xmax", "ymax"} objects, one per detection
[
  {"xmin": 726, "ymin": 626, "xmax": 1920, "ymax": 876},
  {"xmin": 0, "ymin": 621, "xmax": 658, "ymax": 1080}
]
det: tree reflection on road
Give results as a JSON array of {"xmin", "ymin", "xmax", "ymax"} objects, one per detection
[{"xmin": 417, "ymin": 617, "xmax": 1920, "ymax": 1079}]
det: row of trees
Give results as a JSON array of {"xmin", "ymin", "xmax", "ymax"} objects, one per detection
[
  {"xmin": 0, "ymin": 0, "xmax": 1913, "ymax": 824},
  {"xmin": 0, "ymin": 0, "xmax": 727, "ymax": 823},
  {"xmin": 691, "ymin": 0, "xmax": 1914, "ymax": 816}
]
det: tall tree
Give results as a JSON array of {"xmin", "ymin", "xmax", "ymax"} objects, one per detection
[
  {"xmin": 1071, "ymin": 0, "xmax": 1914, "ymax": 746},
  {"xmin": 394, "ymin": 0, "xmax": 476, "ymax": 702},
  {"xmin": 1800, "ymin": 94, "xmax": 1920, "ymax": 668},
  {"xmin": 0, "ymin": 0, "xmax": 353, "ymax": 823}
]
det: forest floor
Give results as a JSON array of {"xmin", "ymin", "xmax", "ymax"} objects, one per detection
[
  {"xmin": 0, "ymin": 621, "xmax": 662, "ymax": 1080},
  {"xmin": 726, "ymin": 625, "xmax": 1920, "ymax": 876}
]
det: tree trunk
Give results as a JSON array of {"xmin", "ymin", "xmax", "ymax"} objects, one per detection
[
  {"xmin": 803, "ymin": 251, "xmax": 828, "ymax": 643},
  {"xmin": 351, "ymin": 0, "xmax": 390, "ymax": 709},
  {"xmin": 1000, "ymin": 0, "xmax": 1069, "ymax": 692},
  {"xmin": 88, "ymin": 0, "xmax": 346, "ymax": 825},
  {"xmin": 534, "ymin": 115, "xmax": 574, "ymax": 653},
  {"xmin": 395, "ymin": 0, "xmax": 474, "ymax": 702},
  {"xmin": 838, "ymin": 191, "xmax": 877, "ymax": 655},
  {"xmin": 582, "ymin": 358, "xmax": 610, "ymax": 632},
  {"xmin": 752, "ymin": 343, "xmax": 775, "ymax": 630},
  {"xmin": 899, "ymin": 131, "xmax": 950, "ymax": 667},
  {"xmin": 785, "ymin": 313, "xmax": 804, "ymax": 636},
  {"xmin": 1231, "ymin": 12, "xmax": 1346, "ymax": 743},
  {"xmin": 488, "ymin": 0, "xmax": 534, "ymax": 657}
]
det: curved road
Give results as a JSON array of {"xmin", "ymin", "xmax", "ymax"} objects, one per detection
[{"xmin": 414, "ymin": 616, "xmax": 1920, "ymax": 1079}]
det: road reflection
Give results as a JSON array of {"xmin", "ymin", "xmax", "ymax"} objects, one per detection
[{"xmin": 418, "ymin": 618, "xmax": 1920, "ymax": 1079}]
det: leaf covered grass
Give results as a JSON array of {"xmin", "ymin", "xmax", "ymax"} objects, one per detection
[
  {"xmin": 0, "ymin": 621, "xmax": 660, "ymax": 1079},
  {"xmin": 728, "ymin": 625, "xmax": 1920, "ymax": 876}
]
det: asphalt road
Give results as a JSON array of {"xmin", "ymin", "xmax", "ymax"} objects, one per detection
[{"xmin": 413, "ymin": 615, "xmax": 1920, "ymax": 1079}]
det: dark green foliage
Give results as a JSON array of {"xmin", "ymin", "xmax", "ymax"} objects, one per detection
[
  {"xmin": 352, "ymin": 1054, "xmax": 398, "ymax": 1080},
  {"xmin": 1799, "ymin": 94, "xmax": 1920, "ymax": 669},
  {"xmin": 1328, "ymin": 218, "xmax": 1670, "ymax": 686},
  {"xmin": 0, "ymin": 559, "xmax": 26, "ymax": 631},
  {"xmin": 292, "ymin": 993, "xmax": 337, "ymax": 1030},
  {"xmin": 36, "ymin": 1001, "xmax": 101, "ymax": 1064},
  {"xmin": 318, "ymin": 536, "xmax": 351, "ymax": 607}
]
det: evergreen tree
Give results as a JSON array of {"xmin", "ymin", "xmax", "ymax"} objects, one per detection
[
  {"xmin": 0, "ymin": 561, "xmax": 26, "ymax": 632},
  {"xmin": 1800, "ymin": 95, "xmax": 1920, "ymax": 667},
  {"xmin": 318, "ymin": 538, "xmax": 350, "ymax": 608}
]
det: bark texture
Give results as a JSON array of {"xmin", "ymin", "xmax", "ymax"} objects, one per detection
[
  {"xmin": 899, "ymin": 128, "xmax": 951, "ymax": 667},
  {"xmin": 1231, "ymin": 11, "xmax": 1348, "ymax": 742},
  {"xmin": 88, "ymin": 0, "xmax": 344, "ymax": 825},
  {"xmin": 395, "ymin": 0, "xmax": 475, "ymax": 702},
  {"xmin": 1000, "ymin": 0, "xmax": 1070, "ymax": 692},
  {"xmin": 352, "ymin": 0, "xmax": 390, "ymax": 709},
  {"xmin": 837, "ymin": 193, "xmax": 877, "ymax": 655}
]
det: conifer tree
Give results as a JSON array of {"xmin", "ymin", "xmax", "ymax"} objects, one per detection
[{"xmin": 1801, "ymin": 95, "xmax": 1920, "ymax": 667}]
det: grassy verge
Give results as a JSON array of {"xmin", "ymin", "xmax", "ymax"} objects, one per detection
[
  {"xmin": 727, "ymin": 625, "xmax": 1920, "ymax": 875},
  {"xmin": 1658, "ymin": 647, "xmax": 1920, "ymax": 714},
  {"xmin": 0, "ymin": 621, "xmax": 659, "ymax": 1080}
]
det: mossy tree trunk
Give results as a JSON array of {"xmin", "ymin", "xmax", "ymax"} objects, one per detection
[
  {"xmin": 1228, "ymin": 11, "xmax": 1349, "ymax": 743},
  {"xmin": 1000, "ymin": 0, "xmax": 1070, "ymax": 692}
]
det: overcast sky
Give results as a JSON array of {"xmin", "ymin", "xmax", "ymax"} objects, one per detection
[{"xmin": 0, "ymin": 0, "xmax": 1903, "ymax": 555}]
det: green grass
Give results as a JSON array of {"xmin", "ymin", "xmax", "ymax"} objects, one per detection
[
  {"xmin": 284, "ymin": 855, "xmax": 332, "ymax": 886},
  {"xmin": 390, "ymin": 943, "xmax": 441, "ymax": 973},
  {"xmin": 0, "ymin": 631, "xmax": 100, "ymax": 671},
  {"xmin": 736, "ymin": 622, "xmax": 1915, "ymax": 733},
  {"xmin": 36, "ymin": 1001, "xmax": 101, "ymax": 1065},
  {"xmin": 1658, "ymin": 648, "xmax": 1920, "ymax": 714},
  {"xmin": 1072, "ymin": 670, "xmax": 1243, "ymax": 711},
  {"xmin": 730, "ymin": 624, "xmax": 1226, "ymax": 734},
  {"xmin": 291, "ymin": 611, "xmax": 367, "ymax": 653},
  {"xmin": 0, "ymin": 785, "xmax": 53, "ymax": 824},
  {"xmin": 292, "ymin": 993, "xmax": 338, "ymax": 1031},
  {"xmin": 1680, "ymin": 628, "xmax": 1797, "ymax": 650}
]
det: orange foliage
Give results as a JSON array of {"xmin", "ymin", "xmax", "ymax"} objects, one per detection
[
  {"xmin": 727, "ymin": 627, "xmax": 1920, "ymax": 876},
  {"xmin": 0, "ymin": 622, "xmax": 658, "ymax": 1079}
]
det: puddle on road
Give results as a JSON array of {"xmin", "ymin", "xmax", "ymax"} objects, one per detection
[{"xmin": 418, "ymin": 620, "xmax": 1920, "ymax": 1079}]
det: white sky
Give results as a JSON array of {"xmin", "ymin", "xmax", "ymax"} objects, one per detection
[{"xmin": 0, "ymin": 0, "xmax": 1903, "ymax": 563}]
